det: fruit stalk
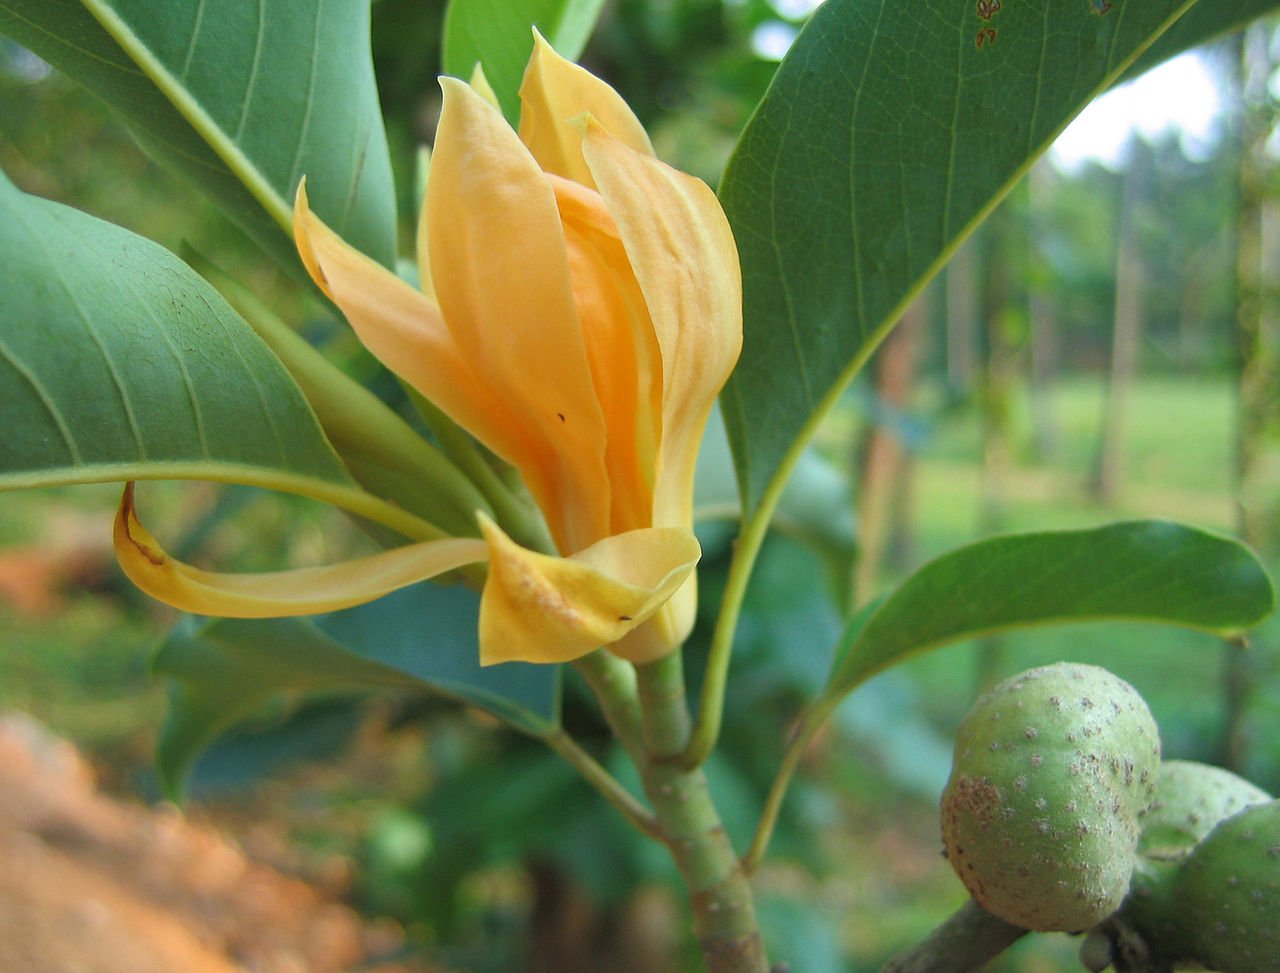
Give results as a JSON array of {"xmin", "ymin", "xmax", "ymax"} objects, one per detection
[{"xmin": 880, "ymin": 899, "xmax": 1027, "ymax": 973}]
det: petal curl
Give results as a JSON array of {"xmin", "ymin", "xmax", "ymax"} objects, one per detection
[
  {"xmin": 518, "ymin": 31, "xmax": 653, "ymax": 189},
  {"xmin": 114, "ymin": 484, "xmax": 487, "ymax": 618},
  {"xmin": 430, "ymin": 78, "xmax": 611, "ymax": 552},
  {"xmin": 294, "ymin": 184, "xmax": 538, "ymax": 485},
  {"xmin": 477, "ymin": 514, "xmax": 699, "ymax": 665},
  {"xmin": 583, "ymin": 125, "xmax": 742, "ymax": 532}
]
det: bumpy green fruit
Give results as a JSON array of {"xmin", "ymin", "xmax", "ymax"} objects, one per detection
[
  {"xmin": 1139, "ymin": 760, "xmax": 1271, "ymax": 857},
  {"xmin": 1177, "ymin": 800, "xmax": 1280, "ymax": 973},
  {"xmin": 1119, "ymin": 760, "xmax": 1271, "ymax": 962},
  {"xmin": 940, "ymin": 663, "xmax": 1160, "ymax": 932}
]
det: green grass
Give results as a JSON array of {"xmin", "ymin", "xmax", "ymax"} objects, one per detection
[{"xmin": 828, "ymin": 372, "xmax": 1275, "ymax": 972}]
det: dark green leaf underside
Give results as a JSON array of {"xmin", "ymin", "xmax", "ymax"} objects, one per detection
[
  {"xmin": 156, "ymin": 584, "xmax": 561, "ymax": 798},
  {"xmin": 1125, "ymin": 0, "xmax": 1280, "ymax": 82}
]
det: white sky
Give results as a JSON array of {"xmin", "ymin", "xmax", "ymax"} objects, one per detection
[
  {"xmin": 746, "ymin": 0, "xmax": 1228, "ymax": 173},
  {"xmin": 1050, "ymin": 52, "xmax": 1226, "ymax": 172}
]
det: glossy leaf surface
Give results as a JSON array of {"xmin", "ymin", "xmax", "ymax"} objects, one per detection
[
  {"xmin": 0, "ymin": 0, "xmax": 396, "ymax": 269},
  {"xmin": 825, "ymin": 521, "xmax": 1276, "ymax": 699},
  {"xmin": 719, "ymin": 0, "xmax": 1208, "ymax": 513}
]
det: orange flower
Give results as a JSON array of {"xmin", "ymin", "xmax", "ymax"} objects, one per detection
[{"xmin": 116, "ymin": 35, "xmax": 741, "ymax": 666}]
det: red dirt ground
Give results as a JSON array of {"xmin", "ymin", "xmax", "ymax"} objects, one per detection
[{"xmin": 0, "ymin": 711, "xmax": 436, "ymax": 973}]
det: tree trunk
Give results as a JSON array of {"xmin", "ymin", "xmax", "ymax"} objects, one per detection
[
  {"xmin": 1028, "ymin": 162, "xmax": 1061, "ymax": 462},
  {"xmin": 854, "ymin": 291, "xmax": 929, "ymax": 598},
  {"xmin": 1093, "ymin": 154, "xmax": 1146, "ymax": 505},
  {"xmin": 1225, "ymin": 22, "xmax": 1280, "ymax": 773},
  {"xmin": 946, "ymin": 238, "xmax": 981, "ymax": 396}
]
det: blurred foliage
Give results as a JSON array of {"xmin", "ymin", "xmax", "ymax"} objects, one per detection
[{"xmin": 2, "ymin": 3, "xmax": 1278, "ymax": 972}]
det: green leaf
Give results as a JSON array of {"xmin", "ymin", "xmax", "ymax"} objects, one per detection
[
  {"xmin": 824, "ymin": 521, "xmax": 1277, "ymax": 701},
  {"xmin": 1126, "ymin": 0, "xmax": 1280, "ymax": 81},
  {"xmin": 155, "ymin": 584, "xmax": 562, "ymax": 798},
  {"xmin": 0, "ymin": 0, "xmax": 396, "ymax": 270},
  {"xmin": 442, "ymin": 0, "xmax": 607, "ymax": 121},
  {"xmin": 0, "ymin": 168, "xmax": 434, "ymax": 537},
  {"xmin": 718, "ymin": 0, "xmax": 1204, "ymax": 515}
]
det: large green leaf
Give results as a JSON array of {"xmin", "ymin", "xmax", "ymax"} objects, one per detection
[
  {"xmin": 0, "ymin": 168, "xmax": 431, "ymax": 534},
  {"xmin": 824, "ymin": 521, "xmax": 1276, "ymax": 700},
  {"xmin": 442, "ymin": 0, "xmax": 607, "ymax": 122},
  {"xmin": 0, "ymin": 0, "xmax": 396, "ymax": 270},
  {"xmin": 1127, "ymin": 0, "xmax": 1280, "ymax": 81},
  {"xmin": 718, "ymin": 0, "xmax": 1210, "ymax": 514},
  {"xmin": 155, "ymin": 584, "xmax": 562, "ymax": 797}
]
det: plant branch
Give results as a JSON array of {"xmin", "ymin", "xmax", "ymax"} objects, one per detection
[
  {"xmin": 542, "ymin": 727, "xmax": 660, "ymax": 840},
  {"xmin": 880, "ymin": 899, "xmax": 1028, "ymax": 973},
  {"xmin": 573, "ymin": 651, "xmax": 647, "ymax": 757},
  {"xmin": 742, "ymin": 698, "xmax": 835, "ymax": 874},
  {"xmin": 633, "ymin": 653, "xmax": 770, "ymax": 972},
  {"xmin": 677, "ymin": 503, "xmax": 773, "ymax": 768}
]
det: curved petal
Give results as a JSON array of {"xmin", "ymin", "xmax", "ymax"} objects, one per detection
[
  {"xmin": 609, "ymin": 576, "xmax": 698, "ymax": 664},
  {"xmin": 549, "ymin": 174, "xmax": 661, "ymax": 536},
  {"xmin": 477, "ymin": 514, "xmax": 699, "ymax": 666},
  {"xmin": 430, "ymin": 78, "xmax": 611, "ymax": 552},
  {"xmin": 294, "ymin": 184, "xmax": 539, "ymax": 479},
  {"xmin": 518, "ymin": 31, "xmax": 653, "ymax": 190},
  {"xmin": 115, "ymin": 484, "xmax": 487, "ymax": 618},
  {"xmin": 583, "ymin": 124, "xmax": 743, "ymax": 531}
]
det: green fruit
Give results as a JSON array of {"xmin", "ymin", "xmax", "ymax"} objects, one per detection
[
  {"xmin": 1119, "ymin": 856, "xmax": 1193, "ymax": 962},
  {"xmin": 1177, "ymin": 800, "xmax": 1280, "ymax": 973},
  {"xmin": 1118, "ymin": 760, "xmax": 1271, "ymax": 963},
  {"xmin": 940, "ymin": 663, "xmax": 1160, "ymax": 932},
  {"xmin": 1139, "ymin": 760, "xmax": 1271, "ymax": 858}
]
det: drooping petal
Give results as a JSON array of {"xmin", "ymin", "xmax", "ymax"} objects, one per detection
[
  {"xmin": 294, "ymin": 184, "xmax": 538, "ymax": 481},
  {"xmin": 477, "ymin": 514, "xmax": 699, "ymax": 666},
  {"xmin": 518, "ymin": 31, "xmax": 653, "ymax": 190},
  {"xmin": 429, "ymin": 78, "xmax": 611, "ymax": 553},
  {"xmin": 609, "ymin": 577, "xmax": 698, "ymax": 664},
  {"xmin": 114, "ymin": 484, "xmax": 487, "ymax": 618},
  {"xmin": 583, "ymin": 123, "xmax": 742, "ymax": 533},
  {"xmin": 549, "ymin": 173, "xmax": 662, "ymax": 536}
]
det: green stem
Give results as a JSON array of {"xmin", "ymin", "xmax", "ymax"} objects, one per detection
[
  {"xmin": 677, "ymin": 503, "xmax": 773, "ymax": 769},
  {"xmin": 633, "ymin": 654, "xmax": 769, "ymax": 973},
  {"xmin": 574, "ymin": 651, "xmax": 646, "ymax": 757},
  {"xmin": 741, "ymin": 698, "xmax": 835, "ymax": 874},
  {"xmin": 542, "ymin": 728, "xmax": 660, "ymax": 840}
]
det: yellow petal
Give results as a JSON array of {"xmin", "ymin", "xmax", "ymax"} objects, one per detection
[
  {"xmin": 429, "ymin": 78, "xmax": 611, "ymax": 553},
  {"xmin": 518, "ymin": 31, "xmax": 653, "ymax": 189},
  {"xmin": 477, "ymin": 513, "xmax": 699, "ymax": 666},
  {"xmin": 114, "ymin": 484, "xmax": 487, "ymax": 618},
  {"xmin": 468, "ymin": 62, "xmax": 501, "ymax": 109},
  {"xmin": 609, "ymin": 576, "xmax": 698, "ymax": 664},
  {"xmin": 549, "ymin": 173, "xmax": 662, "ymax": 536},
  {"xmin": 583, "ymin": 124, "xmax": 742, "ymax": 532},
  {"xmin": 294, "ymin": 184, "xmax": 540, "ymax": 484}
]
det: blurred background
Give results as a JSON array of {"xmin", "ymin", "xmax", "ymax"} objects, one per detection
[{"xmin": 1, "ymin": 1, "xmax": 1278, "ymax": 971}]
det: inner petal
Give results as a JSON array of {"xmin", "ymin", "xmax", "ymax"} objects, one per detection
[{"xmin": 550, "ymin": 173, "xmax": 663, "ymax": 536}]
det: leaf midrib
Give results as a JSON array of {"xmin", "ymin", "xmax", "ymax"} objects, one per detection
[{"xmin": 82, "ymin": 0, "xmax": 292, "ymax": 235}]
